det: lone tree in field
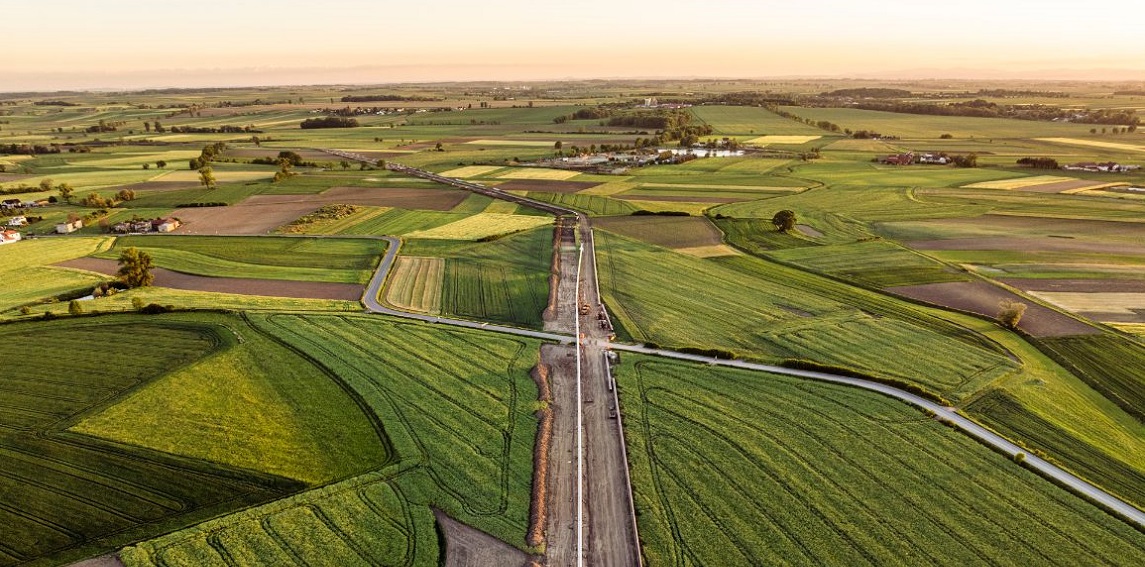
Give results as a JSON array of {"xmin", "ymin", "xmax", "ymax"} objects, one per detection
[
  {"xmin": 117, "ymin": 247, "xmax": 154, "ymax": 288},
  {"xmin": 997, "ymin": 299, "xmax": 1027, "ymax": 330},
  {"xmin": 57, "ymin": 182, "xmax": 74, "ymax": 204},
  {"xmin": 772, "ymin": 209, "xmax": 797, "ymax": 232},
  {"xmin": 198, "ymin": 166, "xmax": 216, "ymax": 190}
]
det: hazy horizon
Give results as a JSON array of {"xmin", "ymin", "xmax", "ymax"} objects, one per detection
[{"xmin": 4, "ymin": 0, "xmax": 1143, "ymax": 91}]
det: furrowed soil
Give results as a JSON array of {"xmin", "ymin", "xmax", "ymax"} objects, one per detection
[
  {"xmin": 434, "ymin": 510, "xmax": 530, "ymax": 567},
  {"xmin": 888, "ymin": 281, "xmax": 1098, "ymax": 337}
]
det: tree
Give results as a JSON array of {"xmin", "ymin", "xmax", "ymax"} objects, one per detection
[
  {"xmin": 69, "ymin": 300, "xmax": 83, "ymax": 316},
  {"xmin": 340, "ymin": 160, "xmax": 351, "ymax": 170},
  {"xmin": 772, "ymin": 209, "xmax": 797, "ymax": 232},
  {"xmin": 997, "ymin": 300, "xmax": 1027, "ymax": 330},
  {"xmin": 117, "ymin": 247, "xmax": 154, "ymax": 288},
  {"xmin": 57, "ymin": 182, "xmax": 74, "ymax": 204},
  {"xmin": 156, "ymin": 160, "xmax": 166, "ymax": 169},
  {"xmin": 198, "ymin": 166, "xmax": 216, "ymax": 190},
  {"xmin": 40, "ymin": 178, "xmax": 54, "ymax": 193}
]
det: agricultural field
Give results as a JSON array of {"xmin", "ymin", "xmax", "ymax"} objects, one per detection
[
  {"xmin": 620, "ymin": 356, "xmax": 1145, "ymax": 566},
  {"xmin": 689, "ymin": 105, "xmax": 827, "ymax": 136},
  {"xmin": 768, "ymin": 240, "xmax": 968, "ymax": 288},
  {"xmin": 596, "ymin": 231, "xmax": 1016, "ymax": 398},
  {"xmin": 592, "ymin": 215, "xmax": 724, "ymax": 249},
  {"xmin": 497, "ymin": 167, "xmax": 581, "ymax": 181},
  {"xmin": 778, "ymin": 106, "xmax": 1103, "ymax": 139},
  {"xmin": 113, "ymin": 313, "xmax": 540, "ymax": 566},
  {"xmin": 404, "ymin": 212, "xmax": 552, "ymax": 240},
  {"xmin": 0, "ymin": 237, "xmax": 113, "ymax": 312},
  {"xmin": 400, "ymin": 226, "xmax": 553, "ymax": 328},
  {"xmin": 384, "ymin": 256, "xmax": 445, "ymax": 313},
  {"xmin": 93, "ymin": 235, "xmax": 387, "ymax": 284},
  {"xmin": 5, "ymin": 80, "xmax": 1145, "ymax": 565},
  {"xmin": 0, "ymin": 314, "xmax": 308, "ymax": 566},
  {"xmin": 245, "ymin": 314, "xmax": 539, "ymax": 554}
]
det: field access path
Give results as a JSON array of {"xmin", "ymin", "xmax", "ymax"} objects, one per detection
[{"xmin": 362, "ymin": 162, "xmax": 1145, "ymax": 566}]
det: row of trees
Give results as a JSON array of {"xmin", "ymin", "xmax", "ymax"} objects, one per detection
[{"xmin": 300, "ymin": 117, "xmax": 359, "ymax": 129}]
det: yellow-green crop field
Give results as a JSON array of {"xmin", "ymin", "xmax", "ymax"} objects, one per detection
[
  {"xmin": 384, "ymin": 256, "xmax": 444, "ymax": 313},
  {"xmin": 405, "ymin": 212, "xmax": 552, "ymax": 240}
]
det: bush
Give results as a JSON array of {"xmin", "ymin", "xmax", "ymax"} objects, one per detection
[
  {"xmin": 175, "ymin": 202, "xmax": 227, "ymax": 208},
  {"xmin": 139, "ymin": 303, "xmax": 174, "ymax": 314},
  {"xmin": 631, "ymin": 210, "xmax": 690, "ymax": 216},
  {"xmin": 997, "ymin": 300, "xmax": 1027, "ymax": 330},
  {"xmin": 678, "ymin": 346, "xmax": 736, "ymax": 359}
]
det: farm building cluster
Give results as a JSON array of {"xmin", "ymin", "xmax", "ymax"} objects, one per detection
[
  {"xmin": 879, "ymin": 152, "xmax": 950, "ymax": 165},
  {"xmin": 1063, "ymin": 162, "xmax": 1141, "ymax": 173},
  {"xmin": 110, "ymin": 217, "xmax": 181, "ymax": 234}
]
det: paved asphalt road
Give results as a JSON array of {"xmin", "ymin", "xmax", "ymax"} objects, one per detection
[{"xmin": 364, "ymin": 167, "xmax": 1145, "ymax": 533}]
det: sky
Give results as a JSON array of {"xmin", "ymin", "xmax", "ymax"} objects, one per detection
[{"xmin": 4, "ymin": 0, "xmax": 1143, "ymax": 90}]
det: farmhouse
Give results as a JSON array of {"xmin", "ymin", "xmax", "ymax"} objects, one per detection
[
  {"xmin": 0, "ymin": 229, "xmax": 21, "ymax": 244},
  {"xmin": 918, "ymin": 153, "xmax": 950, "ymax": 165},
  {"xmin": 880, "ymin": 152, "xmax": 915, "ymax": 165},
  {"xmin": 55, "ymin": 220, "xmax": 83, "ymax": 234},
  {"xmin": 154, "ymin": 218, "xmax": 181, "ymax": 232},
  {"xmin": 1, "ymin": 198, "xmax": 22, "ymax": 210},
  {"xmin": 8, "ymin": 216, "xmax": 27, "ymax": 226}
]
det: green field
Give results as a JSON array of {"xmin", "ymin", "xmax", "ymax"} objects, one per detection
[
  {"xmin": 0, "ymin": 314, "xmax": 305, "ymax": 566},
  {"xmin": 400, "ymin": 226, "xmax": 552, "ymax": 328},
  {"xmin": 620, "ymin": 356, "xmax": 1145, "ymax": 566},
  {"xmin": 95, "ymin": 235, "xmax": 387, "ymax": 284},
  {"xmin": 74, "ymin": 314, "xmax": 389, "ymax": 485},
  {"xmin": 768, "ymin": 240, "xmax": 968, "ymax": 288},
  {"xmin": 596, "ymin": 231, "xmax": 1015, "ymax": 397},
  {"xmin": 328, "ymin": 208, "xmax": 470, "ymax": 236},
  {"xmin": 0, "ymin": 237, "xmax": 113, "ymax": 311},
  {"xmin": 121, "ymin": 472, "xmax": 437, "ymax": 567},
  {"xmin": 1031, "ymin": 334, "xmax": 1145, "ymax": 422},
  {"xmin": 250, "ymin": 315, "xmax": 536, "ymax": 552},
  {"xmin": 6, "ymin": 82, "xmax": 1145, "ymax": 565},
  {"xmin": 778, "ymin": 106, "xmax": 1104, "ymax": 139},
  {"xmin": 690, "ymin": 105, "xmax": 828, "ymax": 136}
]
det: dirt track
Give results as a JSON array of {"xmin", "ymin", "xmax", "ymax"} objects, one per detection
[
  {"xmin": 541, "ymin": 218, "xmax": 640, "ymax": 567},
  {"xmin": 435, "ymin": 510, "xmax": 531, "ymax": 567},
  {"xmin": 56, "ymin": 257, "xmax": 364, "ymax": 300}
]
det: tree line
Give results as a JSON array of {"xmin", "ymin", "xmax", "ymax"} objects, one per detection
[
  {"xmin": 340, "ymin": 94, "xmax": 442, "ymax": 102},
  {"xmin": 300, "ymin": 117, "xmax": 359, "ymax": 129}
]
